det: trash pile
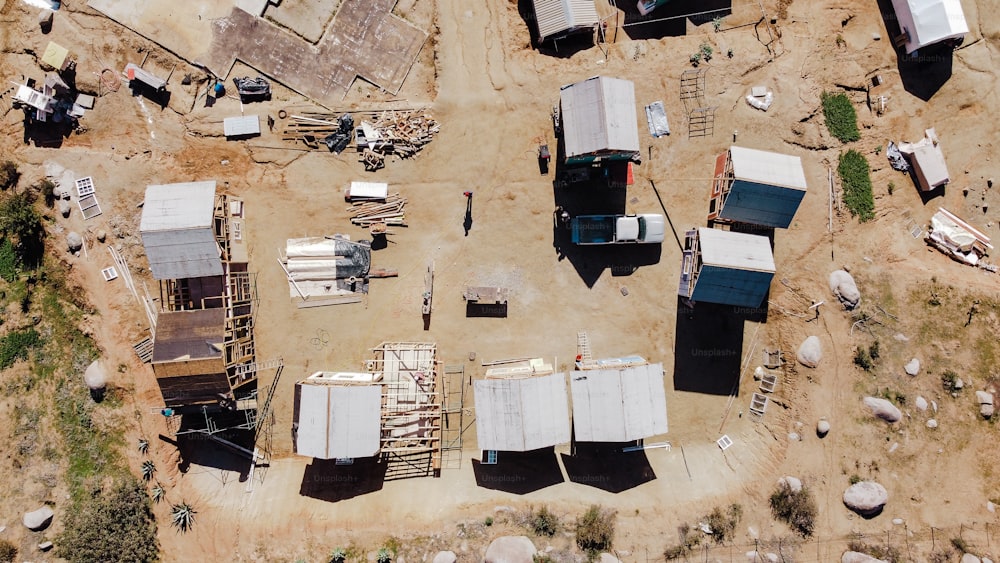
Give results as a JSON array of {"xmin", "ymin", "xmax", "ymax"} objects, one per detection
[
  {"xmin": 745, "ymin": 86, "xmax": 773, "ymax": 112},
  {"xmin": 357, "ymin": 110, "xmax": 440, "ymax": 158},
  {"xmin": 232, "ymin": 76, "xmax": 271, "ymax": 101},
  {"xmin": 348, "ymin": 194, "xmax": 407, "ymax": 227}
]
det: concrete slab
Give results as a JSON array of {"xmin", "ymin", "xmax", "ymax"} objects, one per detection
[
  {"xmin": 88, "ymin": 0, "xmax": 426, "ymax": 107},
  {"xmin": 264, "ymin": 0, "xmax": 340, "ymax": 44}
]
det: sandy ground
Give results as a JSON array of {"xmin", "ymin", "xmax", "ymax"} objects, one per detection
[{"xmin": 3, "ymin": 0, "xmax": 1000, "ymax": 560}]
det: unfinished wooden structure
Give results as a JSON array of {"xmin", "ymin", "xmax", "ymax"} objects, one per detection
[{"xmin": 367, "ymin": 342, "xmax": 443, "ymax": 478}]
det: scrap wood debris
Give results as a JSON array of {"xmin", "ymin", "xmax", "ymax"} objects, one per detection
[
  {"xmin": 281, "ymin": 108, "xmax": 439, "ymax": 161},
  {"xmin": 348, "ymin": 193, "xmax": 407, "ymax": 226}
]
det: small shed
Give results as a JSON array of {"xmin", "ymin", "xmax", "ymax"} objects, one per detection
[
  {"xmin": 124, "ymin": 63, "xmax": 167, "ymax": 92},
  {"xmin": 890, "ymin": 0, "xmax": 968, "ymax": 54},
  {"xmin": 569, "ymin": 363, "xmax": 668, "ymax": 443},
  {"xmin": 531, "ymin": 0, "xmax": 599, "ymax": 44},
  {"xmin": 41, "ymin": 42, "xmax": 71, "ymax": 71},
  {"xmin": 474, "ymin": 372, "xmax": 571, "ymax": 452},
  {"xmin": 140, "ymin": 181, "xmax": 223, "ymax": 280},
  {"xmin": 223, "ymin": 115, "xmax": 261, "ymax": 138},
  {"xmin": 710, "ymin": 146, "xmax": 807, "ymax": 229},
  {"xmin": 680, "ymin": 227, "xmax": 775, "ymax": 308},
  {"xmin": 293, "ymin": 372, "xmax": 383, "ymax": 460},
  {"xmin": 898, "ymin": 129, "xmax": 950, "ymax": 192},
  {"xmin": 151, "ymin": 308, "xmax": 227, "ymax": 407},
  {"xmin": 560, "ymin": 76, "xmax": 641, "ymax": 165}
]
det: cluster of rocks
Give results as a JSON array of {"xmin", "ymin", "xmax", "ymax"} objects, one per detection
[{"xmin": 977, "ymin": 390, "xmax": 995, "ymax": 419}]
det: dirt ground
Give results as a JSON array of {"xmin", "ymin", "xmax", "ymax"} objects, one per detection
[{"xmin": 3, "ymin": 0, "xmax": 1000, "ymax": 561}]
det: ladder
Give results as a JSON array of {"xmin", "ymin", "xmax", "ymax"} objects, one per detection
[{"xmin": 576, "ymin": 331, "xmax": 592, "ymax": 362}]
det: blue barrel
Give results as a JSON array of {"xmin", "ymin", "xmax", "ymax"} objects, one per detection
[{"xmin": 214, "ymin": 83, "xmax": 225, "ymax": 96}]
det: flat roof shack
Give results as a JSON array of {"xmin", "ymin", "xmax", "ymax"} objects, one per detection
[
  {"xmin": 140, "ymin": 182, "xmax": 224, "ymax": 281},
  {"xmin": 531, "ymin": 0, "xmax": 599, "ymax": 44},
  {"xmin": 293, "ymin": 372, "xmax": 383, "ymax": 460},
  {"xmin": 41, "ymin": 41, "xmax": 73, "ymax": 72},
  {"xmin": 473, "ymin": 372, "xmax": 571, "ymax": 452},
  {"xmin": 891, "ymin": 0, "xmax": 969, "ymax": 54},
  {"xmin": 898, "ymin": 129, "xmax": 950, "ymax": 192},
  {"xmin": 223, "ymin": 115, "xmax": 261, "ymax": 139},
  {"xmin": 709, "ymin": 146, "xmax": 808, "ymax": 229},
  {"xmin": 679, "ymin": 227, "xmax": 776, "ymax": 308},
  {"xmin": 560, "ymin": 76, "xmax": 641, "ymax": 165},
  {"xmin": 151, "ymin": 308, "xmax": 228, "ymax": 407},
  {"xmin": 569, "ymin": 363, "xmax": 668, "ymax": 443}
]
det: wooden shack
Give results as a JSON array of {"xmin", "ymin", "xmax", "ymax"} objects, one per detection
[{"xmin": 151, "ymin": 308, "xmax": 229, "ymax": 407}]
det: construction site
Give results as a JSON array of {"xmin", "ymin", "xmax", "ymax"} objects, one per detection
[{"xmin": 2, "ymin": 0, "xmax": 1000, "ymax": 561}]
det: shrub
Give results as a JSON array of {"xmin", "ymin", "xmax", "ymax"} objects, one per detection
[
  {"xmin": 0, "ymin": 327, "xmax": 42, "ymax": 369},
  {"xmin": 575, "ymin": 505, "xmax": 615, "ymax": 553},
  {"xmin": 942, "ymin": 370, "xmax": 961, "ymax": 392},
  {"xmin": 769, "ymin": 482, "xmax": 817, "ymax": 537},
  {"xmin": 854, "ymin": 347, "xmax": 874, "ymax": 371},
  {"xmin": 822, "ymin": 92, "xmax": 860, "ymax": 142},
  {"xmin": 838, "ymin": 150, "xmax": 875, "ymax": 222},
  {"xmin": 329, "ymin": 548, "xmax": 347, "ymax": 563},
  {"xmin": 484, "ymin": 516, "xmax": 493, "ymax": 527},
  {"xmin": 377, "ymin": 548, "xmax": 392, "ymax": 563},
  {"xmin": 700, "ymin": 43, "xmax": 714, "ymax": 60},
  {"xmin": 848, "ymin": 474, "xmax": 862, "ymax": 485},
  {"xmin": 533, "ymin": 555, "xmax": 555, "ymax": 563},
  {"xmin": 531, "ymin": 505, "xmax": 559, "ymax": 537},
  {"xmin": 690, "ymin": 52, "xmax": 702, "ymax": 66},
  {"xmin": 0, "ymin": 161, "xmax": 18, "ymax": 190},
  {"xmin": 171, "ymin": 502, "xmax": 197, "ymax": 533},
  {"xmin": 887, "ymin": 181, "xmax": 895, "ymax": 195},
  {"xmin": 703, "ymin": 504, "xmax": 742, "ymax": 544},
  {"xmin": 0, "ymin": 238, "xmax": 16, "ymax": 282},
  {"xmin": 868, "ymin": 340, "xmax": 880, "ymax": 360},
  {"xmin": 663, "ymin": 523, "xmax": 701, "ymax": 560},
  {"xmin": 35, "ymin": 179, "xmax": 57, "ymax": 208},
  {"xmin": 0, "ymin": 539, "xmax": 17, "ymax": 563},
  {"xmin": 0, "ymin": 190, "xmax": 45, "ymax": 267},
  {"xmin": 56, "ymin": 477, "xmax": 159, "ymax": 562},
  {"xmin": 140, "ymin": 460, "xmax": 156, "ymax": 481},
  {"xmin": 951, "ymin": 537, "xmax": 971, "ymax": 554},
  {"xmin": 847, "ymin": 540, "xmax": 901, "ymax": 563}
]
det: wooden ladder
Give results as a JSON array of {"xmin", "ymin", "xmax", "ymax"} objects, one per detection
[{"xmin": 577, "ymin": 332, "xmax": 592, "ymax": 362}]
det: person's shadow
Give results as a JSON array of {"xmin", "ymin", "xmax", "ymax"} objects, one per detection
[{"xmin": 463, "ymin": 196, "xmax": 473, "ymax": 236}]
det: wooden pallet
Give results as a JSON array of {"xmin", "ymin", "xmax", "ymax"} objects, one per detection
[{"xmin": 133, "ymin": 337, "xmax": 153, "ymax": 363}]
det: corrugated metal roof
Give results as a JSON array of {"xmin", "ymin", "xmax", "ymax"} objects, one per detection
[
  {"xmin": 533, "ymin": 0, "xmax": 599, "ymax": 42},
  {"xmin": 140, "ymin": 182, "xmax": 217, "ymax": 231},
  {"xmin": 698, "ymin": 227, "xmax": 776, "ymax": 272},
  {"xmin": 474, "ymin": 373, "xmax": 571, "ymax": 451},
  {"xmin": 560, "ymin": 76, "xmax": 640, "ymax": 159},
  {"xmin": 223, "ymin": 115, "xmax": 260, "ymax": 137},
  {"xmin": 729, "ymin": 146, "xmax": 807, "ymax": 191},
  {"xmin": 569, "ymin": 363, "xmax": 668, "ymax": 443},
  {"xmin": 295, "ymin": 383, "xmax": 382, "ymax": 459}
]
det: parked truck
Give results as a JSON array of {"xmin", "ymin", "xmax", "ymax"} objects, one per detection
[{"xmin": 570, "ymin": 214, "xmax": 666, "ymax": 245}]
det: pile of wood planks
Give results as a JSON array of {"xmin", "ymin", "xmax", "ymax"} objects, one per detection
[
  {"xmin": 348, "ymin": 193, "xmax": 407, "ymax": 226},
  {"xmin": 366, "ymin": 110, "xmax": 439, "ymax": 158}
]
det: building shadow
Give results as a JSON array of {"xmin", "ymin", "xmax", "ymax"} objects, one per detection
[
  {"xmin": 129, "ymin": 83, "xmax": 172, "ymax": 109},
  {"xmin": 672, "ymin": 298, "xmax": 745, "ymax": 394},
  {"xmin": 875, "ymin": 0, "xmax": 955, "ymax": 101},
  {"xmin": 299, "ymin": 457, "xmax": 387, "ymax": 502},
  {"xmin": 561, "ymin": 442, "xmax": 656, "ymax": 492},
  {"xmin": 517, "ymin": 0, "xmax": 597, "ymax": 58},
  {"xmin": 22, "ymin": 113, "xmax": 73, "ymax": 148},
  {"xmin": 175, "ymin": 416, "xmax": 255, "ymax": 481},
  {"xmin": 466, "ymin": 302, "xmax": 508, "ymax": 317},
  {"xmin": 472, "ymin": 448, "xmax": 565, "ymax": 494},
  {"xmin": 613, "ymin": 0, "xmax": 733, "ymax": 41}
]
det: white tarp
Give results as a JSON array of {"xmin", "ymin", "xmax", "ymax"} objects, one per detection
[
  {"xmin": 891, "ymin": 0, "xmax": 969, "ymax": 54},
  {"xmin": 927, "ymin": 208, "xmax": 992, "ymax": 266}
]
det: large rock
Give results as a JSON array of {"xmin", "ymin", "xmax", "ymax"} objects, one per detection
[
  {"xmin": 84, "ymin": 360, "xmax": 107, "ymax": 391},
  {"xmin": 817, "ymin": 419, "xmax": 831, "ymax": 437},
  {"xmin": 863, "ymin": 397, "xmax": 902, "ymax": 423},
  {"xmin": 23, "ymin": 506, "xmax": 54, "ymax": 531},
  {"xmin": 57, "ymin": 198, "xmax": 71, "ymax": 217},
  {"xmin": 599, "ymin": 555, "xmax": 622, "ymax": 563},
  {"xmin": 915, "ymin": 396, "xmax": 928, "ymax": 411},
  {"xmin": 977, "ymin": 391, "xmax": 994, "ymax": 405},
  {"xmin": 904, "ymin": 358, "xmax": 920, "ymax": 376},
  {"xmin": 842, "ymin": 552, "xmax": 889, "ymax": 563},
  {"xmin": 830, "ymin": 270, "xmax": 861, "ymax": 309},
  {"xmin": 843, "ymin": 481, "xmax": 888, "ymax": 517},
  {"xmin": 778, "ymin": 476, "xmax": 803, "ymax": 493},
  {"xmin": 484, "ymin": 536, "xmax": 537, "ymax": 563},
  {"xmin": 432, "ymin": 552, "xmax": 456, "ymax": 563},
  {"xmin": 796, "ymin": 336, "xmax": 822, "ymax": 368},
  {"xmin": 67, "ymin": 231, "xmax": 83, "ymax": 252},
  {"xmin": 962, "ymin": 554, "xmax": 982, "ymax": 563}
]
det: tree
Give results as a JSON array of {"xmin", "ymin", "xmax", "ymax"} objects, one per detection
[
  {"xmin": 0, "ymin": 161, "xmax": 18, "ymax": 191},
  {"xmin": 56, "ymin": 477, "xmax": 160, "ymax": 562},
  {"xmin": 0, "ymin": 190, "xmax": 45, "ymax": 267}
]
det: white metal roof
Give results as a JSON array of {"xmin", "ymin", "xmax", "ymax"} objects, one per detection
[
  {"xmin": 729, "ymin": 146, "xmax": 807, "ymax": 191},
  {"xmin": 532, "ymin": 0, "xmax": 599, "ymax": 42},
  {"xmin": 223, "ymin": 115, "xmax": 260, "ymax": 137},
  {"xmin": 295, "ymin": 382, "xmax": 382, "ymax": 459},
  {"xmin": 697, "ymin": 227, "xmax": 776, "ymax": 273},
  {"xmin": 560, "ymin": 76, "xmax": 640, "ymax": 159},
  {"xmin": 140, "ymin": 182, "xmax": 217, "ymax": 231},
  {"xmin": 569, "ymin": 363, "xmax": 668, "ymax": 443},
  {"xmin": 891, "ymin": 0, "xmax": 968, "ymax": 53},
  {"xmin": 474, "ymin": 373, "xmax": 571, "ymax": 452}
]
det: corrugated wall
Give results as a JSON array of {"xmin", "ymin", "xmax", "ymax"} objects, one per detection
[
  {"xmin": 690, "ymin": 265, "xmax": 774, "ymax": 308},
  {"xmin": 719, "ymin": 180, "xmax": 806, "ymax": 229}
]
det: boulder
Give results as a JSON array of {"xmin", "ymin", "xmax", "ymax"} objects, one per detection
[
  {"xmin": 788, "ymin": 432, "xmax": 801, "ymax": 442},
  {"xmin": 829, "ymin": 270, "xmax": 861, "ymax": 309},
  {"xmin": 84, "ymin": 360, "xmax": 107, "ymax": 391},
  {"xmin": 904, "ymin": 358, "xmax": 920, "ymax": 376},
  {"xmin": 796, "ymin": 336, "xmax": 822, "ymax": 368},
  {"xmin": 778, "ymin": 476, "xmax": 803, "ymax": 493},
  {"xmin": 926, "ymin": 419, "xmax": 938, "ymax": 429},
  {"xmin": 57, "ymin": 198, "xmax": 71, "ymax": 217},
  {"xmin": 432, "ymin": 552, "xmax": 456, "ymax": 563},
  {"xmin": 915, "ymin": 396, "xmax": 928, "ymax": 411},
  {"xmin": 955, "ymin": 378, "xmax": 965, "ymax": 390},
  {"xmin": 66, "ymin": 231, "xmax": 83, "ymax": 252},
  {"xmin": 817, "ymin": 419, "xmax": 831, "ymax": 437},
  {"xmin": 961, "ymin": 554, "xmax": 982, "ymax": 563},
  {"xmin": 977, "ymin": 390, "xmax": 994, "ymax": 405},
  {"xmin": 23, "ymin": 505, "xmax": 54, "ymax": 530},
  {"xmin": 96, "ymin": 230, "xmax": 107, "ymax": 243},
  {"xmin": 484, "ymin": 536, "xmax": 537, "ymax": 563},
  {"xmin": 863, "ymin": 397, "xmax": 902, "ymax": 423},
  {"xmin": 982, "ymin": 403, "xmax": 995, "ymax": 419},
  {"xmin": 842, "ymin": 552, "xmax": 889, "ymax": 563},
  {"xmin": 843, "ymin": 481, "xmax": 888, "ymax": 517}
]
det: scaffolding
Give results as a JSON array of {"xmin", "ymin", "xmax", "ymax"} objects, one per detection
[
  {"xmin": 367, "ymin": 342, "xmax": 443, "ymax": 479},
  {"xmin": 680, "ymin": 69, "xmax": 717, "ymax": 139},
  {"xmin": 439, "ymin": 363, "xmax": 467, "ymax": 470}
]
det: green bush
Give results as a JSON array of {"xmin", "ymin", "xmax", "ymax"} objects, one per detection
[
  {"xmin": 0, "ymin": 190, "xmax": 45, "ymax": 267},
  {"xmin": 36, "ymin": 179, "xmax": 57, "ymax": 208},
  {"xmin": 575, "ymin": 505, "xmax": 615, "ymax": 554},
  {"xmin": 838, "ymin": 150, "xmax": 875, "ymax": 222},
  {"xmin": 0, "ymin": 161, "xmax": 18, "ymax": 191},
  {"xmin": 530, "ymin": 505, "xmax": 559, "ymax": 537},
  {"xmin": 703, "ymin": 504, "xmax": 742, "ymax": 544},
  {"xmin": 854, "ymin": 347, "xmax": 874, "ymax": 371},
  {"xmin": 0, "ymin": 238, "xmax": 16, "ymax": 282},
  {"xmin": 0, "ymin": 539, "xmax": 17, "ymax": 563},
  {"xmin": 328, "ymin": 548, "xmax": 347, "ymax": 563},
  {"xmin": 769, "ymin": 482, "xmax": 817, "ymax": 537},
  {"xmin": 822, "ymin": 92, "xmax": 860, "ymax": 142},
  {"xmin": 0, "ymin": 327, "xmax": 41, "ymax": 369},
  {"xmin": 56, "ymin": 477, "xmax": 159, "ymax": 562}
]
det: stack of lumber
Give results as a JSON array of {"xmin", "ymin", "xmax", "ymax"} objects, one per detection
[
  {"xmin": 368, "ymin": 110, "xmax": 439, "ymax": 158},
  {"xmin": 348, "ymin": 194, "xmax": 407, "ymax": 226}
]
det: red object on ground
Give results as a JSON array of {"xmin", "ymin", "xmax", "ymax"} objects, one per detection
[
  {"xmin": 627, "ymin": 162, "xmax": 634, "ymax": 186},
  {"xmin": 463, "ymin": 191, "xmax": 473, "ymax": 197}
]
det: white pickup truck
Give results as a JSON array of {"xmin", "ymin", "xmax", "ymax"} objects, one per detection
[{"xmin": 570, "ymin": 214, "xmax": 666, "ymax": 245}]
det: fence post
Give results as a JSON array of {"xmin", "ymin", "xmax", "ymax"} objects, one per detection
[{"xmin": 931, "ymin": 526, "xmax": 936, "ymax": 551}]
